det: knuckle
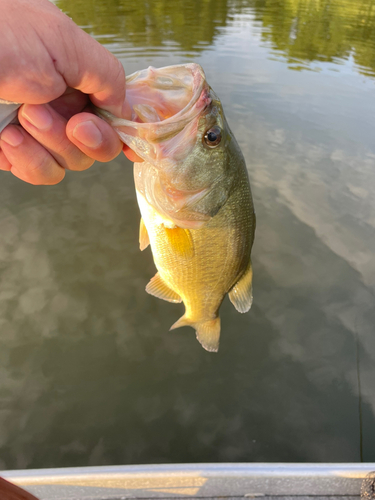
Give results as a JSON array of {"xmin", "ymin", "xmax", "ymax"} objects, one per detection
[
  {"xmin": 42, "ymin": 137, "xmax": 94, "ymax": 172},
  {"xmin": 21, "ymin": 151, "xmax": 65, "ymax": 185},
  {"xmin": 68, "ymin": 155, "xmax": 94, "ymax": 171}
]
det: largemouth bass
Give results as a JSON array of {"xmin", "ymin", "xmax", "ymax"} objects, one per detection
[{"xmin": 103, "ymin": 64, "xmax": 256, "ymax": 352}]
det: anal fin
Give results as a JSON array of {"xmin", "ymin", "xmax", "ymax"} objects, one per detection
[
  {"xmin": 146, "ymin": 272, "xmax": 182, "ymax": 303},
  {"xmin": 139, "ymin": 218, "xmax": 150, "ymax": 251},
  {"xmin": 229, "ymin": 259, "xmax": 253, "ymax": 313}
]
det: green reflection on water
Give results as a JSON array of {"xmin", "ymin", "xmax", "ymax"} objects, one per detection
[
  {"xmin": 57, "ymin": 0, "xmax": 375, "ymax": 76},
  {"xmin": 253, "ymin": 0, "xmax": 375, "ymax": 75},
  {"xmin": 57, "ymin": 0, "xmax": 230, "ymax": 52}
]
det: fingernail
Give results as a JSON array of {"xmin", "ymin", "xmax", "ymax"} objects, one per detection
[
  {"xmin": 72, "ymin": 121, "xmax": 103, "ymax": 148},
  {"xmin": 21, "ymin": 104, "xmax": 53, "ymax": 131},
  {"xmin": 0, "ymin": 127, "xmax": 24, "ymax": 147}
]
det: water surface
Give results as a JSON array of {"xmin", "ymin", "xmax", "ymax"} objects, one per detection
[{"xmin": 0, "ymin": 0, "xmax": 375, "ymax": 468}]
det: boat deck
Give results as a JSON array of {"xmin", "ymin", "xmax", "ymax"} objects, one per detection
[{"xmin": 2, "ymin": 463, "xmax": 374, "ymax": 500}]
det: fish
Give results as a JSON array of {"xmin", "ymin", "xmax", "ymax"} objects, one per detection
[{"xmin": 101, "ymin": 64, "xmax": 256, "ymax": 352}]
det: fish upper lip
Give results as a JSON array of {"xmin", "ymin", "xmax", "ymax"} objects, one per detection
[{"xmin": 96, "ymin": 66, "xmax": 211, "ymax": 132}]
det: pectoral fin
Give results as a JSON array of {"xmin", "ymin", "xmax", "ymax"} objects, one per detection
[
  {"xmin": 146, "ymin": 272, "xmax": 182, "ymax": 303},
  {"xmin": 229, "ymin": 259, "xmax": 253, "ymax": 313},
  {"xmin": 164, "ymin": 226, "xmax": 194, "ymax": 259},
  {"xmin": 139, "ymin": 218, "xmax": 150, "ymax": 251}
]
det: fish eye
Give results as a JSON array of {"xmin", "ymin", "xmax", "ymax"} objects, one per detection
[{"xmin": 204, "ymin": 126, "xmax": 222, "ymax": 148}]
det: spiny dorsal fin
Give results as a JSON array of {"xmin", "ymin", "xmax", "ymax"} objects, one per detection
[
  {"xmin": 229, "ymin": 259, "xmax": 253, "ymax": 313},
  {"xmin": 164, "ymin": 226, "xmax": 194, "ymax": 258},
  {"xmin": 139, "ymin": 218, "xmax": 150, "ymax": 251},
  {"xmin": 146, "ymin": 272, "xmax": 182, "ymax": 303}
]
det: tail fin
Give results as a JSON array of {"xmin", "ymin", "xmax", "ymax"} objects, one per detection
[{"xmin": 170, "ymin": 315, "xmax": 221, "ymax": 353}]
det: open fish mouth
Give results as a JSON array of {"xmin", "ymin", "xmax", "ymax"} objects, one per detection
[
  {"xmin": 98, "ymin": 63, "xmax": 231, "ymax": 230},
  {"xmin": 96, "ymin": 64, "xmax": 212, "ymax": 165}
]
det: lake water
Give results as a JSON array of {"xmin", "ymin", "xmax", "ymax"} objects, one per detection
[{"xmin": 0, "ymin": 0, "xmax": 375, "ymax": 469}]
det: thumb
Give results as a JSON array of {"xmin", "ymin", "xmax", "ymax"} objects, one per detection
[
  {"xmin": 0, "ymin": 0, "xmax": 128, "ymax": 117},
  {"xmin": 55, "ymin": 22, "xmax": 128, "ymax": 117}
]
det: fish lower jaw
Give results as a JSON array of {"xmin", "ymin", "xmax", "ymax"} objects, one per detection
[
  {"xmin": 155, "ymin": 206, "xmax": 210, "ymax": 229},
  {"xmin": 150, "ymin": 210, "xmax": 208, "ymax": 230},
  {"xmin": 148, "ymin": 207, "xmax": 207, "ymax": 230},
  {"xmin": 136, "ymin": 189, "xmax": 209, "ymax": 230},
  {"xmin": 171, "ymin": 218, "xmax": 207, "ymax": 229}
]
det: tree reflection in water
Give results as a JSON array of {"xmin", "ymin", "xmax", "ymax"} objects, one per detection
[{"xmin": 57, "ymin": 0, "xmax": 375, "ymax": 77}]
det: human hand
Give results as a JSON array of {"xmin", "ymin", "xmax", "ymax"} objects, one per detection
[{"xmin": 0, "ymin": 0, "xmax": 137, "ymax": 185}]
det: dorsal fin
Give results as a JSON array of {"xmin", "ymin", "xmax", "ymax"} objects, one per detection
[
  {"xmin": 139, "ymin": 218, "xmax": 150, "ymax": 251},
  {"xmin": 228, "ymin": 259, "xmax": 253, "ymax": 313},
  {"xmin": 146, "ymin": 272, "xmax": 182, "ymax": 303},
  {"xmin": 164, "ymin": 226, "xmax": 194, "ymax": 258}
]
